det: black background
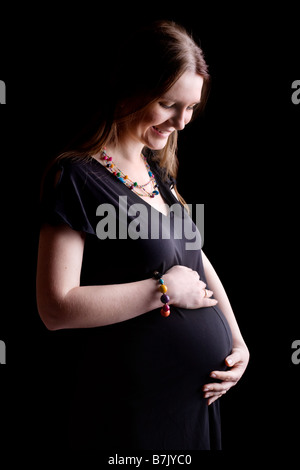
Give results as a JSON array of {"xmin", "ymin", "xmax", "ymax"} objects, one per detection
[{"xmin": 0, "ymin": 2, "xmax": 299, "ymax": 464}]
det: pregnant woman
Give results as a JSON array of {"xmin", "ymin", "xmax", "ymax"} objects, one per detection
[{"xmin": 36, "ymin": 20, "xmax": 249, "ymax": 450}]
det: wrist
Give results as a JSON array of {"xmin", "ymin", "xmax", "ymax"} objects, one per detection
[
  {"xmin": 153, "ymin": 271, "xmax": 171, "ymax": 317},
  {"xmin": 162, "ymin": 272, "xmax": 176, "ymax": 305}
]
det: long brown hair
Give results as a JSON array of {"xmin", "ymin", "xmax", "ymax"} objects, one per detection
[{"xmin": 56, "ymin": 20, "xmax": 210, "ymax": 204}]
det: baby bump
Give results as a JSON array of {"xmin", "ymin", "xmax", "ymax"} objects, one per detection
[
  {"xmin": 175, "ymin": 305, "xmax": 233, "ymax": 376},
  {"xmin": 115, "ymin": 305, "xmax": 233, "ymax": 397},
  {"xmin": 79, "ymin": 306, "xmax": 233, "ymax": 403}
]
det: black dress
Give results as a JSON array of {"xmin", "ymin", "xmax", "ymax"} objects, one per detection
[{"xmin": 41, "ymin": 156, "xmax": 233, "ymax": 450}]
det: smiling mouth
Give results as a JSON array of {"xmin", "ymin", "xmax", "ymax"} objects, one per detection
[{"xmin": 152, "ymin": 126, "xmax": 172, "ymax": 136}]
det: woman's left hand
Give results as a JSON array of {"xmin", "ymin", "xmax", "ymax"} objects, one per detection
[{"xmin": 203, "ymin": 345, "xmax": 250, "ymax": 406}]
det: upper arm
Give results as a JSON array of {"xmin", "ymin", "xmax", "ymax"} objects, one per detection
[
  {"xmin": 201, "ymin": 250, "xmax": 209, "ymax": 270},
  {"xmin": 201, "ymin": 250, "xmax": 223, "ymax": 287},
  {"xmin": 36, "ymin": 223, "xmax": 85, "ymax": 328}
]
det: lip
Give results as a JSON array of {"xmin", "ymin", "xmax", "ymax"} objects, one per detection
[{"xmin": 151, "ymin": 126, "xmax": 172, "ymax": 137}]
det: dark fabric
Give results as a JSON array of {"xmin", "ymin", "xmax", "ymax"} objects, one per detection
[{"xmin": 41, "ymin": 156, "xmax": 233, "ymax": 450}]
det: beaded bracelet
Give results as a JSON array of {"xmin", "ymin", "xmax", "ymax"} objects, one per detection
[{"xmin": 153, "ymin": 271, "xmax": 171, "ymax": 317}]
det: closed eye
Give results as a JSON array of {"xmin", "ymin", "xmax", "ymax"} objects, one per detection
[
  {"xmin": 159, "ymin": 102, "xmax": 199, "ymax": 111},
  {"xmin": 159, "ymin": 102, "xmax": 174, "ymax": 109}
]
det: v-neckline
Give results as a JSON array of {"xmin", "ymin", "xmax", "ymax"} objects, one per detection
[{"xmin": 90, "ymin": 156, "xmax": 178, "ymax": 218}]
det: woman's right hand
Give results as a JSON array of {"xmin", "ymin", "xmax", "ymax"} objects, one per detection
[{"xmin": 164, "ymin": 265, "xmax": 218, "ymax": 309}]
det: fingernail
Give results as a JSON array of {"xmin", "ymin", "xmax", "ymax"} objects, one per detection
[
  {"xmin": 210, "ymin": 373, "xmax": 217, "ymax": 378},
  {"xmin": 227, "ymin": 359, "xmax": 233, "ymax": 366},
  {"xmin": 203, "ymin": 388, "xmax": 209, "ymax": 392}
]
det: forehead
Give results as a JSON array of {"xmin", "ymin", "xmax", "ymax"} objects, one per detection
[{"xmin": 162, "ymin": 71, "xmax": 204, "ymax": 103}]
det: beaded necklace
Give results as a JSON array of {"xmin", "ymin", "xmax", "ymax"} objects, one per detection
[{"xmin": 100, "ymin": 148, "xmax": 160, "ymax": 198}]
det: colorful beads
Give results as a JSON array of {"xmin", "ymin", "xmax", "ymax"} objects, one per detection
[
  {"xmin": 159, "ymin": 284, "xmax": 168, "ymax": 294},
  {"xmin": 153, "ymin": 271, "xmax": 171, "ymax": 318},
  {"xmin": 161, "ymin": 304, "xmax": 170, "ymax": 317},
  {"xmin": 100, "ymin": 148, "xmax": 160, "ymax": 198},
  {"xmin": 153, "ymin": 271, "xmax": 162, "ymax": 280},
  {"xmin": 161, "ymin": 294, "xmax": 170, "ymax": 304}
]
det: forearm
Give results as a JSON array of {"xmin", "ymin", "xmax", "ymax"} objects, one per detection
[
  {"xmin": 43, "ymin": 278, "xmax": 161, "ymax": 330},
  {"xmin": 202, "ymin": 251, "xmax": 248, "ymax": 349}
]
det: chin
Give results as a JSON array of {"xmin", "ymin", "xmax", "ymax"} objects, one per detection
[
  {"xmin": 147, "ymin": 142, "xmax": 168, "ymax": 151},
  {"xmin": 144, "ymin": 137, "xmax": 171, "ymax": 151},
  {"xmin": 142, "ymin": 128, "xmax": 173, "ymax": 151}
]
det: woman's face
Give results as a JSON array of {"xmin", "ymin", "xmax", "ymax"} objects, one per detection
[{"xmin": 123, "ymin": 71, "xmax": 204, "ymax": 150}]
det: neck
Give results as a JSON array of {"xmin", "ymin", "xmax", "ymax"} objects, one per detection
[{"xmin": 105, "ymin": 139, "xmax": 145, "ymax": 166}]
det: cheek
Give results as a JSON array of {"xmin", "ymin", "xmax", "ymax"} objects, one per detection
[
  {"xmin": 142, "ymin": 106, "xmax": 169, "ymax": 127},
  {"xmin": 145, "ymin": 112, "xmax": 163, "ymax": 126}
]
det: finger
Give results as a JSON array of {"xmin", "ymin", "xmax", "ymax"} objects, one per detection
[
  {"xmin": 199, "ymin": 288, "xmax": 213, "ymax": 299},
  {"xmin": 203, "ymin": 382, "xmax": 235, "ymax": 398},
  {"xmin": 203, "ymin": 383, "xmax": 232, "ymax": 395},
  {"xmin": 210, "ymin": 370, "xmax": 239, "ymax": 383},
  {"xmin": 207, "ymin": 394, "xmax": 223, "ymax": 406},
  {"xmin": 201, "ymin": 298, "xmax": 218, "ymax": 307},
  {"xmin": 205, "ymin": 289, "xmax": 213, "ymax": 298},
  {"xmin": 225, "ymin": 351, "xmax": 242, "ymax": 367},
  {"xmin": 205, "ymin": 389, "xmax": 228, "ymax": 399}
]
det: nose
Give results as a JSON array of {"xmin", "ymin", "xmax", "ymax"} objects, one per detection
[{"xmin": 171, "ymin": 109, "xmax": 189, "ymax": 131}]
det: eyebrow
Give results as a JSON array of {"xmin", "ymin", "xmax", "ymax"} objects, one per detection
[
  {"xmin": 160, "ymin": 96, "xmax": 201, "ymax": 105},
  {"xmin": 160, "ymin": 92, "xmax": 201, "ymax": 104}
]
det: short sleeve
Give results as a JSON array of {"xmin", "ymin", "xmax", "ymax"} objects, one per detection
[{"xmin": 40, "ymin": 159, "xmax": 95, "ymax": 234}]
